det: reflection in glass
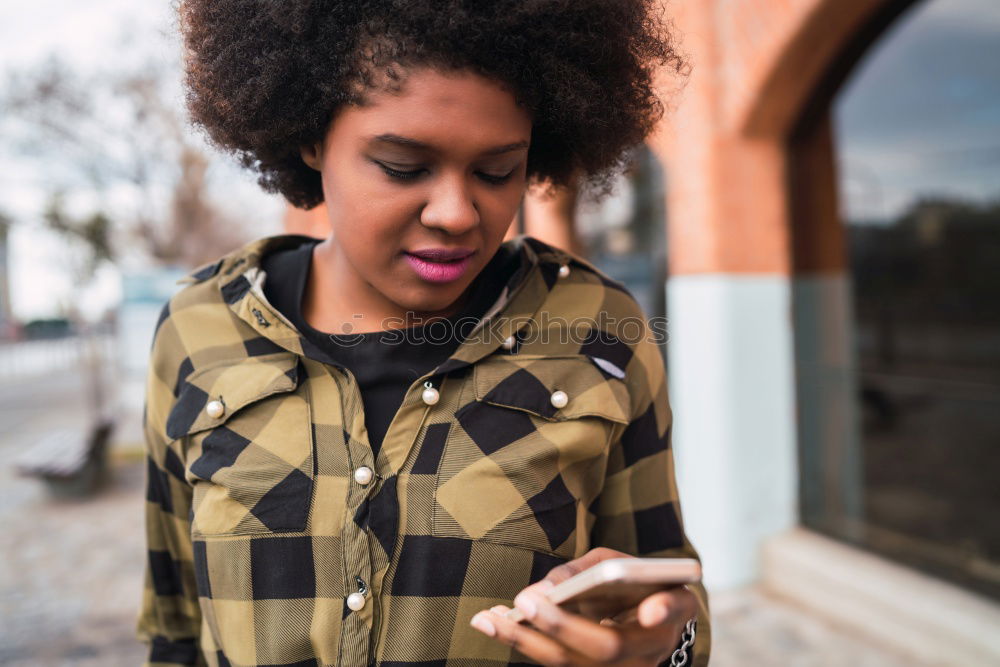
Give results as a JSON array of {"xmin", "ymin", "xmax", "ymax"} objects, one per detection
[{"xmin": 821, "ymin": 0, "xmax": 1000, "ymax": 599}]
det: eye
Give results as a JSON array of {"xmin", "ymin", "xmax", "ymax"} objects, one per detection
[
  {"xmin": 476, "ymin": 169, "xmax": 516, "ymax": 186},
  {"xmin": 372, "ymin": 159, "xmax": 517, "ymax": 185},
  {"xmin": 374, "ymin": 161, "xmax": 426, "ymax": 182}
]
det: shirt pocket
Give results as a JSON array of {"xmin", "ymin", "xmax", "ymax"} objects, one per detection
[
  {"xmin": 166, "ymin": 352, "xmax": 315, "ymax": 537},
  {"xmin": 432, "ymin": 354, "xmax": 631, "ymax": 559}
]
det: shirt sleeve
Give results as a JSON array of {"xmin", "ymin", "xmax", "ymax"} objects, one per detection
[
  {"xmin": 135, "ymin": 306, "xmax": 204, "ymax": 666},
  {"xmin": 588, "ymin": 319, "xmax": 711, "ymax": 667}
]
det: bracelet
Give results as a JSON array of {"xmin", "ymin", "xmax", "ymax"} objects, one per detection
[{"xmin": 668, "ymin": 619, "xmax": 696, "ymax": 667}]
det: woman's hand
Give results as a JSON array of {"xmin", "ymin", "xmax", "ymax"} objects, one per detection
[{"xmin": 470, "ymin": 547, "xmax": 698, "ymax": 666}]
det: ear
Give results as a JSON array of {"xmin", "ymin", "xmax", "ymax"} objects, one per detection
[{"xmin": 300, "ymin": 142, "xmax": 323, "ymax": 171}]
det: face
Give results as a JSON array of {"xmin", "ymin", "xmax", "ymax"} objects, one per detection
[{"xmin": 301, "ymin": 67, "xmax": 532, "ymax": 324}]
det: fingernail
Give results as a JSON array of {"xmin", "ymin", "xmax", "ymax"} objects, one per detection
[
  {"xmin": 644, "ymin": 603, "xmax": 668, "ymax": 626},
  {"xmin": 515, "ymin": 593, "xmax": 538, "ymax": 620},
  {"xmin": 537, "ymin": 579, "xmax": 556, "ymax": 591},
  {"xmin": 471, "ymin": 612, "xmax": 496, "ymax": 637}
]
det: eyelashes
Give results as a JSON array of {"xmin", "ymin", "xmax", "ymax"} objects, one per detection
[
  {"xmin": 477, "ymin": 171, "xmax": 515, "ymax": 186},
  {"xmin": 378, "ymin": 163, "xmax": 425, "ymax": 181},
  {"xmin": 373, "ymin": 161, "xmax": 516, "ymax": 186}
]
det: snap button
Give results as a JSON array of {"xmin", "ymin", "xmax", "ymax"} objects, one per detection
[
  {"xmin": 422, "ymin": 381, "xmax": 440, "ymax": 406},
  {"xmin": 251, "ymin": 307, "xmax": 271, "ymax": 327},
  {"xmin": 205, "ymin": 400, "xmax": 225, "ymax": 419},
  {"xmin": 501, "ymin": 335, "xmax": 516, "ymax": 350},
  {"xmin": 557, "ymin": 264, "xmax": 570, "ymax": 278},
  {"xmin": 353, "ymin": 466, "xmax": 374, "ymax": 486},
  {"xmin": 550, "ymin": 390, "xmax": 568, "ymax": 409},
  {"xmin": 346, "ymin": 592, "xmax": 366, "ymax": 611}
]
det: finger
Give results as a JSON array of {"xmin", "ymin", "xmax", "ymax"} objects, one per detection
[
  {"xmin": 538, "ymin": 547, "xmax": 631, "ymax": 587},
  {"xmin": 564, "ymin": 589, "xmax": 698, "ymax": 660},
  {"xmin": 596, "ymin": 590, "xmax": 698, "ymax": 660},
  {"xmin": 514, "ymin": 589, "xmax": 630, "ymax": 663},
  {"xmin": 606, "ymin": 606, "xmax": 639, "ymax": 626},
  {"xmin": 637, "ymin": 587, "xmax": 698, "ymax": 629},
  {"xmin": 470, "ymin": 606, "xmax": 507, "ymax": 638},
  {"xmin": 471, "ymin": 608, "xmax": 595, "ymax": 667},
  {"xmin": 515, "ymin": 576, "xmax": 557, "ymax": 601}
]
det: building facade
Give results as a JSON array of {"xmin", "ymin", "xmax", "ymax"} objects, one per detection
[{"xmin": 647, "ymin": 0, "xmax": 1000, "ymax": 662}]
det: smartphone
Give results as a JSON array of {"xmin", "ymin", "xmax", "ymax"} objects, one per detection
[{"xmin": 504, "ymin": 557, "xmax": 701, "ymax": 623}]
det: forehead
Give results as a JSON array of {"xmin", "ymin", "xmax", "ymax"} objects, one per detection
[{"xmin": 329, "ymin": 67, "xmax": 532, "ymax": 154}]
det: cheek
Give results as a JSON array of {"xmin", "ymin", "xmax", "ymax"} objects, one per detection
[
  {"xmin": 479, "ymin": 188, "xmax": 524, "ymax": 235},
  {"xmin": 332, "ymin": 208, "xmax": 407, "ymax": 268},
  {"xmin": 322, "ymin": 155, "xmax": 415, "ymax": 226},
  {"xmin": 325, "ymin": 183, "xmax": 421, "ymax": 255}
]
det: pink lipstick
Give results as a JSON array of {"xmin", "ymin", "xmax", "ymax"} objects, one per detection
[{"xmin": 404, "ymin": 247, "xmax": 475, "ymax": 283}]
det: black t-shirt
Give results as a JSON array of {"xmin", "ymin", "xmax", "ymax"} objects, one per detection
[{"xmin": 261, "ymin": 239, "xmax": 517, "ymax": 455}]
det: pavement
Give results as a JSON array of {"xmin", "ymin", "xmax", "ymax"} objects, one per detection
[
  {"xmin": 0, "ymin": 370, "xmax": 922, "ymax": 666},
  {"xmin": 0, "ymin": 369, "xmax": 146, "ymax": 666}
]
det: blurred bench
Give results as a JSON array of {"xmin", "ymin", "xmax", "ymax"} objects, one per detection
[{"xmin": 15, "ymin": 419, "xmax": 115, "ymax": 499}]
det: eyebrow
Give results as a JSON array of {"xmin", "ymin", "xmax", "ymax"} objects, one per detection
[{"xmin": 370, "ymin": 134, "xmax": 529, "ymax": 156}]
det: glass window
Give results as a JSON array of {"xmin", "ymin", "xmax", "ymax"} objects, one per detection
[{"xmin": 816, "ymin": 0, "xmax": 1000, "ymax": 599}]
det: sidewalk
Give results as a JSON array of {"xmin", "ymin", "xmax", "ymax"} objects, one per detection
[
  {"xmin": 0, "ymin": 371, "xmax": 145, "ymax": 666},
  {"xmin": 0, "ymin": 372, "xmax": 922, "ymax": 666},
  {"xmin": 709, "ymin": 588, "xmax": 918, "ymax": 666}
]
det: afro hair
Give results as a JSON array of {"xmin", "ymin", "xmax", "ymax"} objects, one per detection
[{"xmin": 179, "ymin": 0, "xmax": 686, "ymax": 209}]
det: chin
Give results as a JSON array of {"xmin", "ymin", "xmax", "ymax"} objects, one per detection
[{"xmin": 394, "ymin": 285, "xmax": 468, "ymax": 316}]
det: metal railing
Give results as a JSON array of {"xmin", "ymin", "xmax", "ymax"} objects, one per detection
[{"xmin": 0, "ymin": 335, "xmax": 116, "ymax": 382}]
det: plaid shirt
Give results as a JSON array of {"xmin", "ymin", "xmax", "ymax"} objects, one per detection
[{"xmin": 137, "ymin": 234, "xmax": 710, "ymax": 667}]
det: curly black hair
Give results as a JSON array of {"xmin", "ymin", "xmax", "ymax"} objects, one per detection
[{"xmin": 178, "ymin": 0, "xmax": 686, "ymax": 209}]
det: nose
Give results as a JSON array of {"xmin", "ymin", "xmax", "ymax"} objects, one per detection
[{"xmin": 420, "ymin": 173, "xmax": 480, "ymax": 235}]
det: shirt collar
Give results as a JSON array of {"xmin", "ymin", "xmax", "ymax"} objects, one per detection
[{"xmin": 196, "ymin": 233, "xmax": 574, "ymax": 375}]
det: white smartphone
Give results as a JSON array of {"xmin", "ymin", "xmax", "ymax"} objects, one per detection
[{"xmin": 504, "ymin": 557, "xmax": 701, "ymax": 623}]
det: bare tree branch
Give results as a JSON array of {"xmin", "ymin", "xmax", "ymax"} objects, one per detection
[{"xmin": 1, "ymin": 50, "xmax": 253, "ymax": 271}]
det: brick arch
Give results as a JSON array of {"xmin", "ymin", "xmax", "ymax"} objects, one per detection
[
  {"xmin": 734, "ymin": 0, "xmax": 919, "ymax": 139},
  {"xmin": 777, "ymin": 0, "xmax": 920, "ymax": 273},
  {"xmin": 653, "ymin": 0, "xmax": 921, "ymax": 275}
]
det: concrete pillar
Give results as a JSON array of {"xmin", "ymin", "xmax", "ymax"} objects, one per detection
[{"xmin": 650, "ymin": 0, "xmax": 799, "ymax": 590}]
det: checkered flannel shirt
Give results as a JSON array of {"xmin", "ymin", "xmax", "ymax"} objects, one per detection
[{"xmin": 137, "ymin": 234, "xmax": 710, "ymax": 667}]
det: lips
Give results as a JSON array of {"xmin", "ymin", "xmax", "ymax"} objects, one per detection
[
  {"xmin": 406, "ymin": 247, "xmax": 475, "ymax": 262},
  {"xmin": 403, "ymin": 247, "xmax": 476, "ymax": 283}
]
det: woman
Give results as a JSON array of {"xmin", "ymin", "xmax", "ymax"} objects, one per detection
[{"xmin": 138, "ymin": 2, "xmax": 709, "ymax": 665}]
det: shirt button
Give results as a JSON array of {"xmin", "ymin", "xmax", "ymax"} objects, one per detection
[
  {"xmin": 205, "ymin": 400, "xmax": 225, "ymax": 419},
  {"xmin": 353, "ymin": 466, "xmax": 374, "ymax": 486},
  {"xmin": 346, "ymin": 592, "xmax": 366, "ymax": 611},
  {"xmin": 501, "ymin": 335, "xmax": 516, "ymax": 350},
  {"xmin": 558, "ymin": 264, "xmax": 570, "ymax": 278},
  {"xmin": 422, "ymin": 381, "xmax": 440, "ymax": 406},
  {"xmin": 550, "ymin": 390, "xmax": 569, "ymax": 409}
]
